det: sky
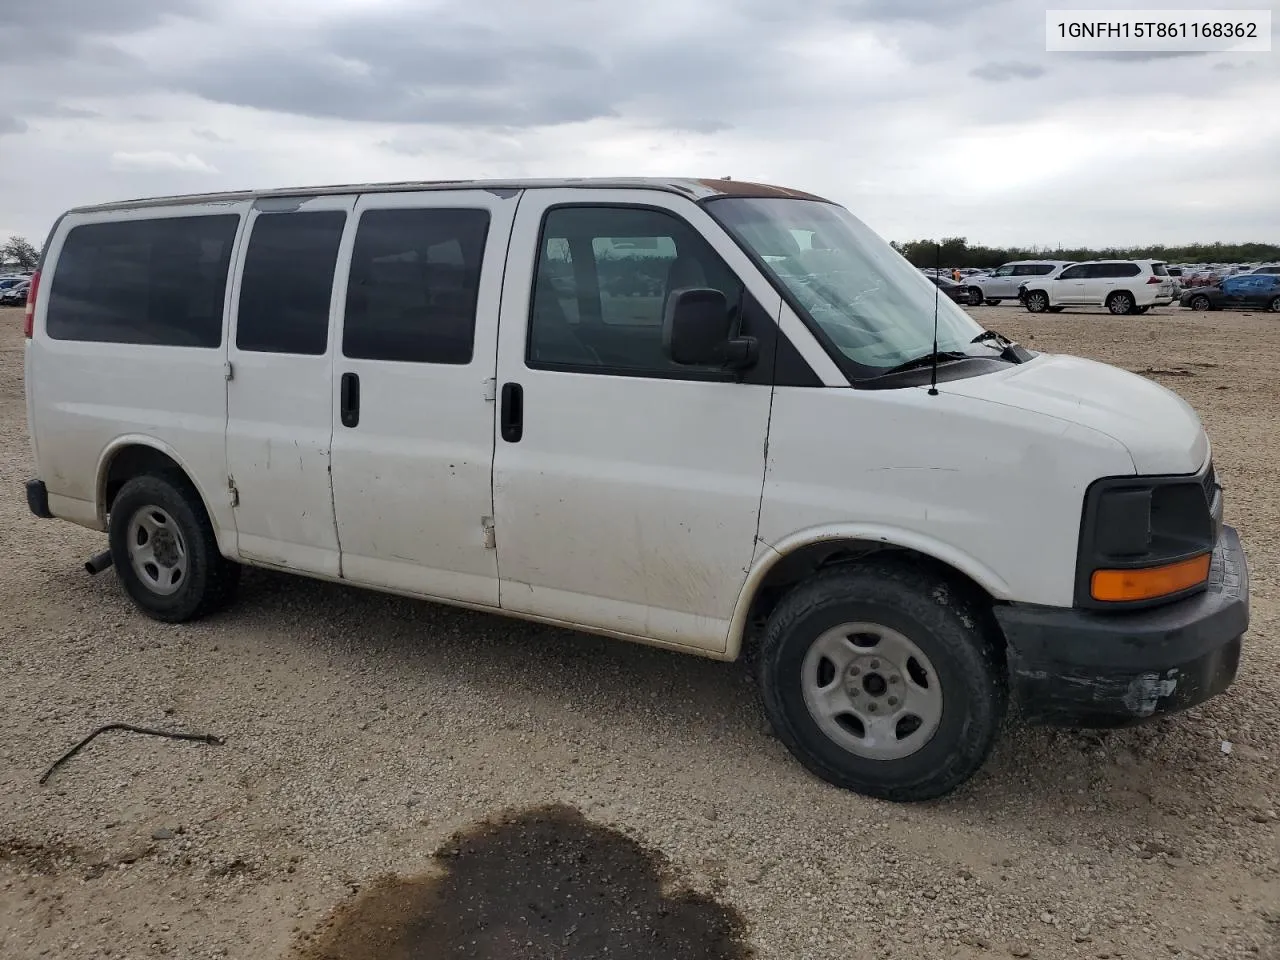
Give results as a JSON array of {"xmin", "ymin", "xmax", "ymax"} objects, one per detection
[{"xmin": 0, "ymin": 0, "xmax": 1276, "ymax": 250}]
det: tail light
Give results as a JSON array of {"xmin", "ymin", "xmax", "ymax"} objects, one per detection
[
  {"xmin": 1147, "ymin": 275, "xmax": 1162, "ymax": 284},
  {"xmin": 23, "ymin": 270, "xmax": 40, "ymax": 338}
]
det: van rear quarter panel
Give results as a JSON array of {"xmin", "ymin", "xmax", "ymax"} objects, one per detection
[
  {"xmin": 757, "ymin": 385, "xmax": 1136, "ymax": 609},
  {"xmin": 28, "ymin": 204, "xmax": 249, "ymax": 542}
]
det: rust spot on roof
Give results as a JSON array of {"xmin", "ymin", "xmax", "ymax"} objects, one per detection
[{"xmin": 695, "ymin": 179, "xmax": 830, "ymax": 201}]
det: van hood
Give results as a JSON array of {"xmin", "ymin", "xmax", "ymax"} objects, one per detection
[{"xmin": 938, "ymin": 353, "xmax": 1208, "ymax": 475}]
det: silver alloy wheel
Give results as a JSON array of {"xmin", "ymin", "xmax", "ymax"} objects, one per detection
[
  {"xmin": 801, "ymin": 622, "xmax": 944, "ymax": 761},
  {"xmin": 1191, "ymin": 296, "xmax": 1211, "ymax": 311},
  {"xmin": 1270, "ymin": 296, "xmax": 1280, "ymax": 313},
  {"xmin": 1026, "ymin": 292, "xmax": 1048, "ymax": 312},
  {"xmin": 127, "ymin": 505, "xmax": 188, "ymax": 596},
  {"xmin": 1109, "ymin": 293, "xmax": 1133, "ymax": 315}
]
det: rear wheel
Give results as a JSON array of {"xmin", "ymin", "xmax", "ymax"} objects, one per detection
[
  {"xmin": 1269, "ymin": 296, "xmax": 1280, "ymax": 313},
  {"xmin": 1024, "ymin": 291, "xmax": 1049, "ymax": 313},
  {"xmin": 967, "ymin": 288, "xmax": 984, "ymax": 306},
  {"xmin": 757, "ymin": 561, "xmax": 1006, "ymax": 801},
  {"xmin": 1135, "ymin": 305, "xmax": 1151, "ymax": 314},
  {"xmin": 108, "ymin": 473, "xmax": 240, "ymax": 623},
  {"xmin": 1107, "ymin": 291, "xmax": 1135, "ymax": 315}
]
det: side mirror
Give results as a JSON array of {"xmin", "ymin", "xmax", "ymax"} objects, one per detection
[{"xmin": 662, "ymin": 287, "xmax": 758, "ymax": 370}]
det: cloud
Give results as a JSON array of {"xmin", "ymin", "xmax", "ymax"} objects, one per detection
[
  {"xmin": 0, "ymin": 115, "xmax": 28, "ymax": 136},
  {"xmin": 192, "ymin": 128, "xmax": 232, "ymax": 142},
  {"xmin": 0, "ymin": 0, "xmax": 1275, "ymax": 249},
  {"xmin": 970, "ymin": 61, "xmax": 1046, "ymax": 82},
  {"xmin": 109, "ymin": 150, "xmax": 218, "ymax": 173}
]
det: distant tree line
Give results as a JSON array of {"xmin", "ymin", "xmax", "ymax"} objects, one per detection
[{"xmin": 890, "ymin": 237, "xmax": 1280, "ymax": 268}]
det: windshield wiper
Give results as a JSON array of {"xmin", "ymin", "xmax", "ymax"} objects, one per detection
[
  {"xmin": 971, "ymin": 329, "xmax": 1030, "ymax": 363},
  {"xmin": 970, "ymin": 329, "xmax": 1012, "ymax": 348},
  {"xmin": 881, "ymin": 350, "xmax": 968, "ymax": 376}
]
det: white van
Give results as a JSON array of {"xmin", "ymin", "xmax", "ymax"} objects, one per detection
[{"xmin": 22, "ymin": 178, "xmax": 1249, "ymax": 801}]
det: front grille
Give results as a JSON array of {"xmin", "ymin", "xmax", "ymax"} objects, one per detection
[{"xmin": 1202, "ymin": 460, "xmax": 1217, "ymax": 498}]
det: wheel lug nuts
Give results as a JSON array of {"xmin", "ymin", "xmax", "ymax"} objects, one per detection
[
  {"xmin": 889, "ymin": 675, "xmax": 900, "ymax": 685},
  {"xmin": 888, "ymin": 697, "xmax": 898, "ymax": 707},
  {"xmin": 867, "ymin": 703, "xmax": 877, "ymax": 713},
  {"xmin": 869, "ymin": 660, "xmax": 880, "ymax": 670},
  {"xmin": 848, "ymin": 667, "xmax": 860, "ymax": 677}
]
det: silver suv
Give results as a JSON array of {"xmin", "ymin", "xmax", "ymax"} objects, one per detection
[{"xmin": 961, "ymin": 260, "xmax": 1074, "ymax": 306}]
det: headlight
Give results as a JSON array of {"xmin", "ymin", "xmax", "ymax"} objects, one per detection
[{"xmin": 1075, "ymin": 464, "xmax": 1220, "ymax": 609}]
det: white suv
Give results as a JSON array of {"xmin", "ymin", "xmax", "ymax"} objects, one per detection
[
  {"xmin": 961, "ymin": 260, "xmax": 1074, "ymax": 306},
  {"xmin": 1021, "ymin": 260, "xmax": 1176, "ymax": 315}
]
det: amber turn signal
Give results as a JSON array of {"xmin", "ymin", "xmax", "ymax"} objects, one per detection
[{"xmin": 1090, "ymin": 553, "xmax": 1211, "ymax": 603}]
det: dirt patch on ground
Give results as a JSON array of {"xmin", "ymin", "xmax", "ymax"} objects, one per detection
[{"xmin": 294, "ymin": 804, "xmax": 750, "ymax": 960}]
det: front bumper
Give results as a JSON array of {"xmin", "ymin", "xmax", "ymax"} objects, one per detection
[{"xmin": 994, "ymin": 525, "xmax": 1248, "ymax": 727}]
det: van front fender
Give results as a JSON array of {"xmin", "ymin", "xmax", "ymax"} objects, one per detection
[{"xmin": 726, "ymin": 524, "xmax": 1015, "ymax": 660}]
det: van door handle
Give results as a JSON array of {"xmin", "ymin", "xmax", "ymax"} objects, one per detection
[
  {"xmin": 500, "ymin": 382, "xmax": 523, "ymax": 443},
  {"xmin": 340, "ymin": 372, "xmax": 360, "ymax": 428}
]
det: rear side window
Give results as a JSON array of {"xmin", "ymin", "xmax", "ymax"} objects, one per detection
[
  {"xmin": 1111, "ymin": 263, "xmax": 1141, "ymax": 278},
  {"xmin": 236, "ymin": 210, "xmax": 346, "ymax": 355},
  {"xmin": 343, "ymin": 208, "xmax": 490, "ymax": 364},
  {"xmin": 46, "ymin": 215, "xmax": 239, "ymax": 347}
]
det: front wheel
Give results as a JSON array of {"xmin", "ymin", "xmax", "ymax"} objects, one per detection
[
  {"xmin": 108, "ymin": 473, "xmax": 240, "ymax": 623},
  {"xmin": 1270, "ymin": 296, "xmax": 1280, "ymax": 313},
  {"xmin": 757, "ymin": 562, "xmax": 1006, "ymax": 801},
  {"xmin": 1107, "ymin": 291, "xmax": 1135, "ymax": 315},
  {"xmin": 1190, "ymin": 295, "xmax": 1212, "ymax": 311},
  {"xmin": 967, "ymin": 288, "xmax": 984, "ymax": 306},
  {"xmin": 1024, "ymin": 291, "xmax": 1049, "ymax": 313},
  {"xmin": 984, "ymin": 299, "xmax": 1000, "ymax": 306}
]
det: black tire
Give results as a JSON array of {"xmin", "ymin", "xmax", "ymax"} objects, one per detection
[
  {"xmin": 1135, "ymin": 305, "xmax": 1150, "ymax": 314},
  {"xmin": 1106, "ymin": 291, "xmax": 1135, "ymax": 315},
  {"xmin": 967, "ymin": 288, "xmax": 983, "ymax": 306},
  {"xmin": 1190, "ymin": 295, "xmax": 1212, "ymax": 311},
  {"xmin": 1269, "ymin": 296, "xmax": 1280, "ymax": 313},
  {"xmin": 108, "ymin": 472, "xmax": 240, "ymax": 623},
  {"xmin": 757, "ymin": 560, "xmax": 1006, "ymax": 802},
  {"xmin": 1024, "ymin": 290, "xmax": 1049, "ymax": 313},
  {"xmin": 1047, "ymin": 306, "xmax": 1066, "ymax": 313},
  {"xmin": 984, "ymin": 299, "xmax": 1000, "ymax": 306}
]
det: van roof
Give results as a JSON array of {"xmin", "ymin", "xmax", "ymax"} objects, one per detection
[{"xmin": 65, "ymin": 177, "xmax": 831, "ymax": 215}]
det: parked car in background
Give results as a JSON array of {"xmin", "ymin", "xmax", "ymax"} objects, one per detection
[
  {"xmin": 0, "ymin": 279, "xmax": 30, "ymax": 306},
  {"xmin": 1016, "ymin": 262, "xmax": 1078, "ymax": 309},
  {"xmin": 1242, "ymin": 264, "xmax": 1280, "ymax": 276},
  {"xmin": 925, "ymin": 274, "xmax": 970, "ymax": 304},
  {"xmin": 1180, "ymin": 274, "xmax": 1280, "ymax": 312},
  {"xmin": 961, "ymin": 260, "xmax": 1073, "ymax": 306},
  {"xmin": 1021, "ymin": 260, "xmax": 1176, "ymax": 315}
]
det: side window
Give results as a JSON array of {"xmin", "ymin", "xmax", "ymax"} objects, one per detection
[
  {"xmin": 236, "ymin": 210, "xmax": 346, "ymax": 355},
  {"xmin": 343, "ymin": 208, "xmax": 490, "ymax": 364},
  {"xmin": 46, "ymin": 215, "xmax": 239, "ymax": 347},
  {"xmin": 1116, "ymin": 263, "xmax": 1141, "ymax": 278},
  {"xmin": 1058, "ymin": 265, "xmax": 1085, "ymax": 280},
  {"xmin": 528, "ymin": 205, "xmax": 744, "ymax": 375},
  {"xmin": 992, "ymin": 265, "xmax": 1015, "ymax": 277}
]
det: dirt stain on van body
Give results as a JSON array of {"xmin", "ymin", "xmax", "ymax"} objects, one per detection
[{"xmin": 293, "ymin": 803, "xmax": 751, "ymax": 960}]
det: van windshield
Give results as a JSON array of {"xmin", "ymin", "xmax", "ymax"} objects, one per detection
[{"xmin": 706, "ymin": 197, "xmax": 987, "ymax": 377}]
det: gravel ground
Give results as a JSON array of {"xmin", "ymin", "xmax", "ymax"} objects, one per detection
[{"xmin": 1, "ymin": 303, "xmax": 1278, "ymax": 960}]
